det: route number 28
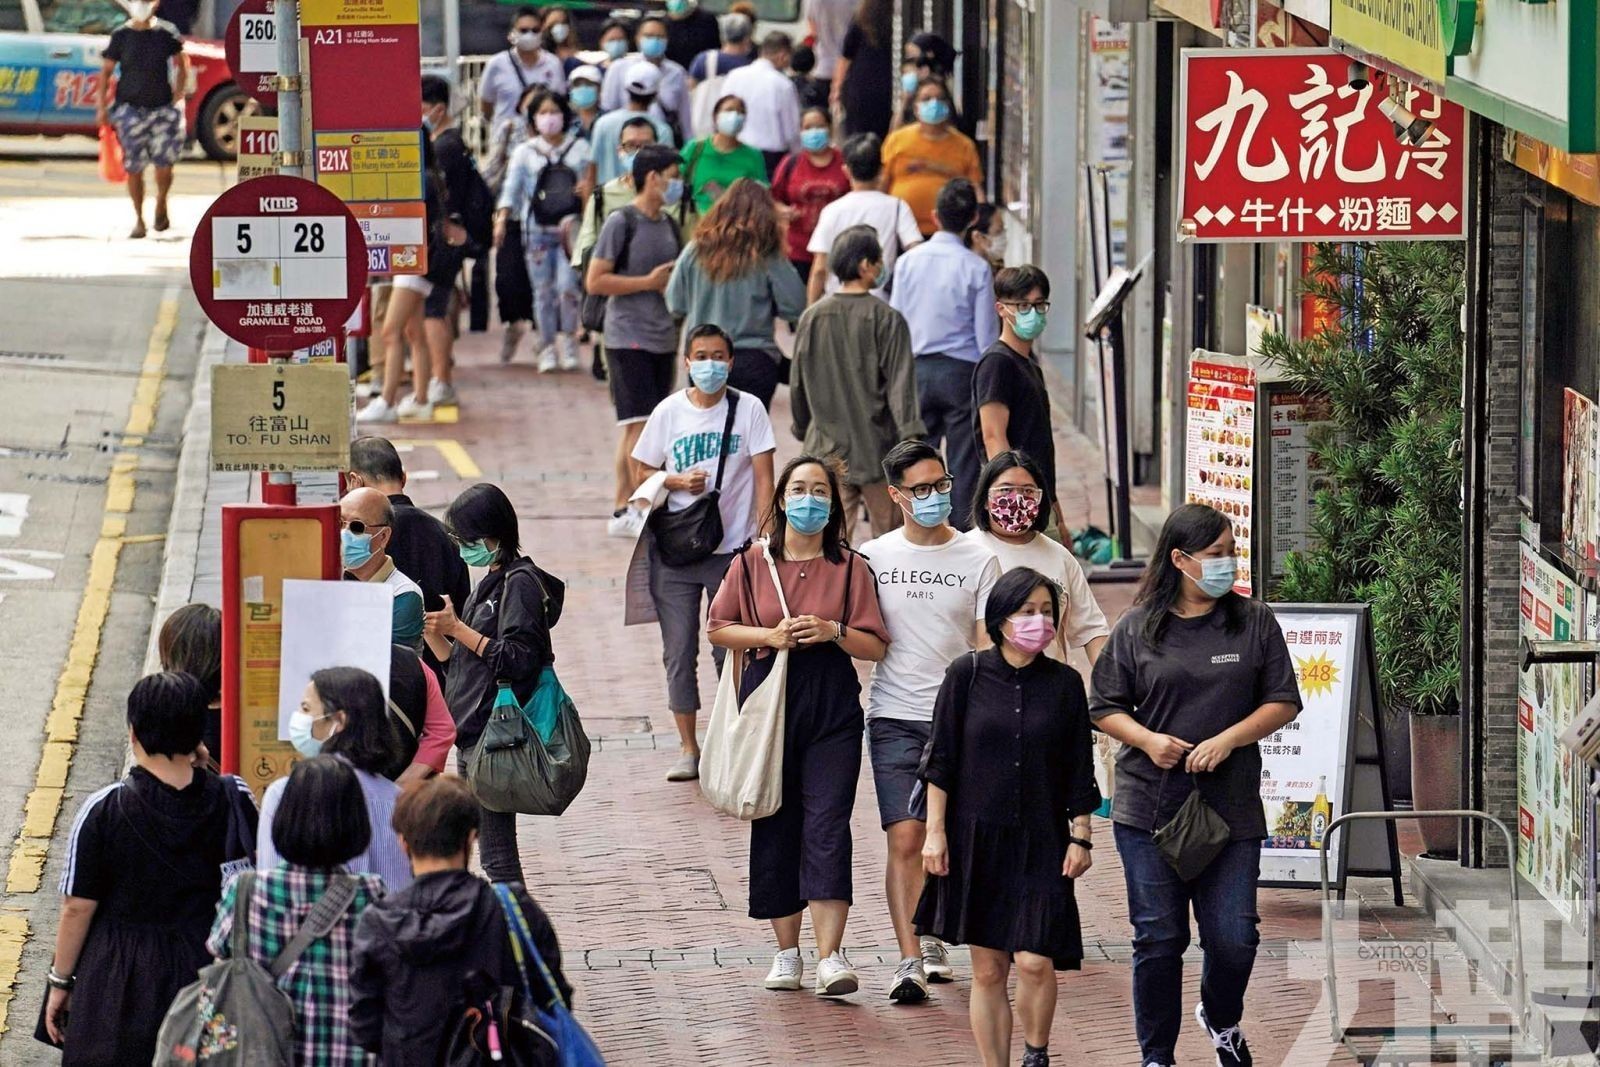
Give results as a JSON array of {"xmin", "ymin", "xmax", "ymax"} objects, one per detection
[{"xmin": 232, "ymin": 220, "xmax": 326, "ymax": 255}]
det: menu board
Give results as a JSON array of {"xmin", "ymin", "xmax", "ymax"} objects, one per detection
[
  {"xmin": 1184, "ymin": 354, "xmax": 1256, "ymax": 594},
  {"xmin": 1262, "ymin": 384, "xmax": 1336, "ymax": 583}
]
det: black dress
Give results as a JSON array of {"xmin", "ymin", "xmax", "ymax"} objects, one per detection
[
  {"xmin": 914, "ymin": 649, "xmax": 1102, "ymax": 969},
  {"xmin": 840, "ymin": 21, "xmax": 893, "ymax": 139},
  {"xmin": 44, "ymin": 767, "xmax": 251, "ymax": 1066}
]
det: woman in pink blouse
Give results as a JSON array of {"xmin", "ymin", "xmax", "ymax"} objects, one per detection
[{"xmin": 709, "ymin": 454, "xmax": 890, "ymax": 999}]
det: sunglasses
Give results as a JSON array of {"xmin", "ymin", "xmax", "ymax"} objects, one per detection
[{"xmin": 341, "ymin": 519, "xmax": 388, "ymax": 535}]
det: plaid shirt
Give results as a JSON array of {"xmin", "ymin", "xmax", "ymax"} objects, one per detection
[{"xmin": 208, "ymin": 864, "xmax": 386, "ymax": 1066}]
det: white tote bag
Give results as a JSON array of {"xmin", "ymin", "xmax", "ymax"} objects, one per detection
[{"xmin": 700, "ymin": 540, "xmax": 790, "ymax": 821}]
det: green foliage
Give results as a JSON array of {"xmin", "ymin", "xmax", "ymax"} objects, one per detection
[{"xmin": 1262, "ymin": 242, "xmax": 1464, "ymax": 717}]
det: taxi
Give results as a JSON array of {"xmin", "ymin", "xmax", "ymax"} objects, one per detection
[{"xmin": 0, "ymin": 0, "xmax": 251, "ymax": 158}]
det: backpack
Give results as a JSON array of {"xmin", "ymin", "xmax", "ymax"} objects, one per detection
[
  {"xmin": 461, "ymin": 165, "xmax": 496, "ymax": 251},
  {"xmin": 530, "ymin": 140, "xmax": 581, "ymax": 226},
  {"xmin": 153, "ymin": 872, "xmax": 359, "ymax": 1067},
  {"xmin": 444, "ymin": 975, "xmax": 559, "ymax": 1067},
  {"xmin": 579, "ymin": 204, "xmax": 684, "ymax": 333}
]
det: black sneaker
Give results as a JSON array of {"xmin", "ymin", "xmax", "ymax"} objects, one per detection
[
  {"xmin": 1196, "ymin": 1002, "xmax": 1253, "ymax": 1066},
  {"xmin": 1020, "ymin": 1049, "xmax": 1049, "ymax": 1067}
]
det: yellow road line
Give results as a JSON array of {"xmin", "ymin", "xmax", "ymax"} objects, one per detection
[
  {"xmin": 392, "ymin": 438, "xmax": 481, "ymax": 480},
  {"xmin": 0, "ymin": 294, "xmax": 176, "ymax": 1033}
]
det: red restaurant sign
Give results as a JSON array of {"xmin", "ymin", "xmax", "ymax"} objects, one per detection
[{"xmin": 1178, "ymin": 48, "xmax": 1466, "ymax": 243}]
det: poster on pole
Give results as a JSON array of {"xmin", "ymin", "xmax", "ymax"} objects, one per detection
[
  {"xmin": 276, "ymin": 579, "xmax": 393, "ymax": 740},
  {"xmin": 1184, "ymin": 351, "xmax": 1256, "ymax": 594}
]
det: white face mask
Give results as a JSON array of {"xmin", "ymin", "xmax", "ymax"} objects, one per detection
[{"xmin": 128, "ymin": 1, "xmax": 155, "ymax": 19}]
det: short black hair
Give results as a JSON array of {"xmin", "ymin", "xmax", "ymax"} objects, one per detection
[
  {"xmin": 420, "ymin": 74, "xmax": 451, "ymax": 107},
  {"xmin": 445, "ymin": 483, "xmax": 522, "ymax": 566},
  {"xmin": 995, "ymin": 264, "xmax": 1050, "ymax": 301},
  {"xmin": 632, "ymin": 142, "xmax": 680, "ymax": 188},
  {"xmin": 127, "ymin": 671, "xmax": 207, "ymax": 757},
  {"xmin": 935, "ymin": 177, "xmax": 978, "ymax": 234},
  {"xmin": 272, "ymin": 756, "xmax": 372, "ymax": 868},
  {"xmin": 829, "ymin": 224, "xmax": 881, "ymax": 283},
  {"xmin": 971, "ymin": 450, "xmax": 1051, "ymax": 534},
  {"xmin": 685, "ymin": 322, "xmax": 732, "ymax": 356},
  {"xmin": 881, "ymin": 439, "xmax": 945, "ymax": 485},
  {"xmin": 983, "ymin": 566, "xmax": 1060, "ymax": 649},
  {"xmin": 311, "ymin": 667, "xmax": 402, "ymax": 778},
  {"xmin": 158, "ymin": 604, "xmax": 222, "ymax": 704},
  {"xmin": 391, "ymin": 776, "xmax": 480, "ymax": 859},
  {"xmin": 619, "ymin": 114, "xmax": 657, "ymax": 142},
  {"xmin": 525, "ymin": 87, "xmax": 573, "ymax": 130},
  {"xmin": 349, "ymin": 436, "xmax": 405, "ymax": 484},
  {"xmin": 599, "ymin": 17, "xmax": 632, "ymax": 42},
  {"xmin": 638, "ymin": 13, "xmax": 668, "ymax": 34},
  {"xmin": 841, "ymin": 133, "xmax": 883, "ymax": 182},
  {"xmin": 791, "ymin": 42, "xmax": 816, "ymax": 74},
  {"xmin": 760, "ymin": 30, "xmax": 792, "ymax": 57},
  {"xmin": 511, "ymin": 4, "xmax": 539, "ymax": 26}
]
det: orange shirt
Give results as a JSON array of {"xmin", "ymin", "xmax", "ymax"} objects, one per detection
[{"xmin": 881, "ymin": 124, "xmax": 983, "ymax": 235}]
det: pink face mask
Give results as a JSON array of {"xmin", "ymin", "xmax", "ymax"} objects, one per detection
[
  {"xmin": 989, "ymin": 490, "xmax": 1041, "ymax": 535},
  {"xmin": 1007, "ymin": 613, "xmax": 1056, "ymax": 654},
  {"xmin": 535, "ymin": 111, "xmax": 565, "ymax": 137}
]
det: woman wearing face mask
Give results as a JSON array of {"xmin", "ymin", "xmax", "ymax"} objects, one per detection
[
  {"xmin": 708, "ymin": 456, "xmax": 890, "ymax": 998},
  {"xmin": 882, "ymin": 78, "xmax": 982, "ymax": 236},
  {"xmin": 567, "ymin": 64, "xmax": 604, "ymax": 139},
  {"xmin": 495, "ymin": 88, "xmax": 594, "ymax": 373},
  {"xmin": 679, "ymin": 94, "xmax": 768, "ymax": 215},
  {"xmin": 916, "ymin": 566, "xmax": 1100, "ymax": 1067},
  {"xmin": 261, "ymin": 667, "xmax": 410, "ymax": 891},
  {"xmin": 966, "ymin": 201, "xmax": 1006, "ymax": 265},
  {"xmin": 539, "ymin": 6, "xmax": 582, "ymax": 75},
  {"xmin": 1088, "ymin": 503, "xmax": 1302, "ymax": 1067},
  {"xmin": 597, "ymin": 18, "xmax": 632, "ymax": 69},
  {"xmin": 771, "ymin": 108, "xmax": 850, "ymax": 287},
  {"xmin": 834, "ymin": 0, "xmax": 893, "ymax": 137},
  {"xmin": 664, "ymin": 178, "xmax": 805, "ymax": 409},
  {"xmin": 424, "ymin": 483, "xmax": 564, "ymax": 885}
]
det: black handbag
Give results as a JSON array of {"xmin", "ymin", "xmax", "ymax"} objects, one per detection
[
  {"xmin": 1151, "ymin": 772, "xmax": 1232, "ymax": 882},
  {"xmin": 648, "ymin": 390, "xmax": 740, "ymax": 568}
]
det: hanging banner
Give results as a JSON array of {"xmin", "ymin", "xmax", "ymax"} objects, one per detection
[
  {"xmin": 1177, "ymin": 48, "xmax": 1467, "ymax": 242},
  {"xmin": 1184, "ymin": 352, "xmax": 1256, "ymax": 595}
]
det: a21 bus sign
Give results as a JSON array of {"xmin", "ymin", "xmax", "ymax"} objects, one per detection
[{"xmin": 1178, "ymin": 48, "xmax": 1466, "ymax": 243}]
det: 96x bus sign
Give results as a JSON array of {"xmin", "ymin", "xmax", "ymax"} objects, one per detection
[{"xmin": 189, "ymin": 175, "xmax": 366, "ymax": 350}]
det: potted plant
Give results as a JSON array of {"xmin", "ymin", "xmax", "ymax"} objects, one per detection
[{"xmin": 1260, "ymin": 241, "xmax": 1465, "ymax": 858}]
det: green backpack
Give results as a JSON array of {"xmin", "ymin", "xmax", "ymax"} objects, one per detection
[{"xmin": 467, "ymin": 669, "xmax": 592, "ymax": 816}]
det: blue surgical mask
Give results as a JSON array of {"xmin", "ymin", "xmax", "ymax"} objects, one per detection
[
  {"xmin": 570, "ymin": 83, "xmax": 598, "ymax": 109},
  {"xmin": 663, "ymin": 177, "xmax": 685, "ymax": 206},
  {"xmin": 908, "ymin": 490, "xmax": 952, "ymax": 528},
  {"xmin": 458, "ymin": 539, "xmax": 496, "ymax": 567},
  {"xmin": 917, "ymin": 98, "xmax": 951, "ymax": 125},
  {"xmin": 1011, "ymin": 306, "xmax": 1046, "ymax": 341},
  {"xmin": 666, "ymin": 0, "xmax": 690, "ymax": 12},
  {"xmin": 640, "ymin": 35, "xmax": 668, "ymax": 60},
  {"xmin": 688, "ymin": 359, "xmax": 730, "ymax": 393},
  {"xmin": 288, "ymin": 710, "xmax": 333, "ymax": 758},
  {"xmin": 784, "ymin": 495, "xmax": 831, "ymax": 535},
  {"xmin": 619, "ymin": 149, "xmax": 638, "ymax": 175},
  {"xmin": 715, "ymin": 110, "xmax": 746, "ymax": 137},
  {"xmin": 341, "ymin": 528, "xmax": 374, "ymax": 570},
  {"xmin": 800, "ymin": 127, "xmax": 830, "ymax": 152},
  {"xmin": 546, "ymin": 21, "xmax": 569, "ymax": 43},
  {"xmin": 1184, "ymin": 552, "xmax": 1237, "ymax": 598},
  {"xmin": 900, "ymin": 71, "xmax": 919, "ymax": 94},
  {"xmin": 603, "ymin": 38, "xmax": 628, "ymax": 60}
]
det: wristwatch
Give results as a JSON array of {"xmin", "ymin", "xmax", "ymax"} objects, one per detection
[{"xmin": 832, "ymin": 621, "xmax": 846, "ymax": 643}]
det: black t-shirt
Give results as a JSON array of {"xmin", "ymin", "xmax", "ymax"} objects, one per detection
[
  {"xmin": 666, "ymin": 9, "xmax": 720, "ymax": 69},
  {"xmin": 840, "ymin": 21, "xmax": 892, "ymax": 138},
  {"xmin": 104, "ymin": 22, "xmax": 183, "ymax": 107},
  {"xmin": 431, "ymin": 127, "xmax": 476, "ymax": 221},
  {"xmin": 1087, "ymin": 598, "xmax": 1304, "ymax": 840},
  {"xmin": 972, "ymin": 339, "xmax": 1057, "ymax": 505}
]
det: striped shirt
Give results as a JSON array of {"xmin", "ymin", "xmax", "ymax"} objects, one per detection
[{"xmin": 258, "ymin": 761, "xmax": 411, "ymax": 891}]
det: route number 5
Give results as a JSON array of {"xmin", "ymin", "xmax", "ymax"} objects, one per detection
[
  {"xmin": 272, "ymin": 380, "xmax": 285, "ymax": 411},
  {"xmin": 237, "ymin": 222, "xmax": 252, "ymax": 254}
]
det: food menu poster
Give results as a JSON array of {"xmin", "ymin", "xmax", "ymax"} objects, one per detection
[
  {"xmin": 1560, "ymin": 388, "xmax": 1599, "ymax": 564},
  {"xmin": 1266, "ymin": 387, "xmax": 1335, "ymax": 581},
  {"xmin": 1184, "ymin": 354, "xmax": 1255, "ymax": 594},
  {"xmin": 1516, "ymin": 543, "xmax": 1587, "ymax": 924}
]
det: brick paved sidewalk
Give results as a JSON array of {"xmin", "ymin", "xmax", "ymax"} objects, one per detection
[{"xmin": 391, "ymin": 328, "xmax": 1469, "ymax": 1066}]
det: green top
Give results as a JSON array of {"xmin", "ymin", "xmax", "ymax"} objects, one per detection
[
  {"xmin": 664, "ymin": 243, "xmax": 807, "ymax": 358},
  {"xmin": 680, "ymin": 137, "xmax": 768, "ymax": 214}
]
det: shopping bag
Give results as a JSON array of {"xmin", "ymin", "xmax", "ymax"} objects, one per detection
[
  {"xmin": 98, "ymin": 125, "xmax": 125, "ymax": 184},
  {"xmin": 467, "ymin": 671, "xmax": 591, "ymax": 815}
]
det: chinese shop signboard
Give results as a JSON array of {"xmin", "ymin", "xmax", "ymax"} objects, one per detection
[{"xmin": 1178, "ymin": 48, "xmax": 1466, "ymax": 242}]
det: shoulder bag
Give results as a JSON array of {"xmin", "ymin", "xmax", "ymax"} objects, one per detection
[
  {"xmin": 491, "ymin": 883, "xmax": 604, "ymax": 1067},
  {"xmin": 700, "ymin": 540, "xmax": 790, "ymax": 821},
  {"xmin": 646, "ymin": 389, "xmax": 740, "ymax": 568},
  {"xmin": 1150, "ymin": 771, "xmax": 1231, "ymax": 882}
]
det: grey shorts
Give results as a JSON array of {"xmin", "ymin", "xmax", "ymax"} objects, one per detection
[{"xmin": 867, "ymin": 717, "xmax": 930, "ymax": 829}]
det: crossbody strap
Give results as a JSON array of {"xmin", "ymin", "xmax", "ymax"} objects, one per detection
[
  {"xmin": 386, "ymin": 697, "xmax": 419, "ymax": 739},
  {"xmin": 232, "ymin": 870, "xmax": 256, "ymax": 961},
  {"xmin": 268, "ymin": 873, "xmax": 359, "ymax": 979},
  {"xmin": 757, "ymin": 539, "xmax": 792, "ymax": 618},
  {"xmin": 710, "ymin": 390, "xmax": 740, "ymax": 493},
  {"xmin": 492, "ymin": 883, "xmax": 567, "ymax": 1010},
  {"xmin": 506, "ymin": 49, "xmax": 529, "ymax": 91}
]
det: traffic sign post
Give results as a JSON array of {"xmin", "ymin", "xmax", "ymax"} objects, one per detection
[{"xmin": 224, "ymin": 0, "xmax": 279, "ymax": 108}]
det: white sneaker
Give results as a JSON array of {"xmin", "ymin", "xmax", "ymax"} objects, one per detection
[
  {"xmin": 537, "ymin": 344, "xmax": 559, "ymax": 373},
  {"xmin": 396, "ymin": 395, "xmax": 433, "ymax": 420},
  {"xmin": 888, "ymin": 957, "xmax": 928, "ymax": 1004},
  {"xmin": 356, "ymin": 396, "xmax": 397, "ymax": 423},
  {"xmin": 920, "ymin": 937, "xmax": 954, "ymax": 982},
  {"xmin": 498, "ymin": 322, "xmax": 525, "ymax": 364},
  {"xmin": 606, "ymin": 508, "xmax": 646, "ymax": 539},
  {"xmin": 763, "ymin": 949, "xmax": 802, "ymax": 991},
  {"xmin": 814, "ymin": 952, "xmax": 858, "ymax": 997},
  {"xmin": 427, "ymin": 379, "xmax": 457, "ymax": 406},
  {"xmin": 557, "ymin": 334, "xmax": 580, "ymax": 371}
]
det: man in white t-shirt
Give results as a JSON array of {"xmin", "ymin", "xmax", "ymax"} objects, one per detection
[
  {"xmin": 632, "ymin": 323, "xmax": 777, "ymax": 783},
  {"xmin": 477, "ymin": 6, "xmax": 567, "ymax": 127},
  {"xmin": 806, "ymin": 132, "xmax": 923, "ymax": 305},
  {"xmin": 859, "ymin": 439, "xmax": 1000, "ymax": 1005}
]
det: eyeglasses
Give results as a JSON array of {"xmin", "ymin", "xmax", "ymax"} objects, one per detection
[
  {"xmin": 784, "ymin": 486, "xmax": 832, "ymax": 502},
  {"xmin": 341, "ymin": 519, "xmax": 388, "ymax": 535},
  {"xmin": 898, "ymin": 477, "xmax": 953, "ymax": 500},
  {"xmin": 1000, "ymin": 300, "xmax": 1051, "ymax": 314},
  {"xmin": 988, "ymin": 485, "xmax": 1043, "ymax": 500}
]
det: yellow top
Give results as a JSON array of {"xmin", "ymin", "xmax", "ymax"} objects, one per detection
[{"xmin": 881, "ymin": 123, "xmax": 983, "ymax": 236}]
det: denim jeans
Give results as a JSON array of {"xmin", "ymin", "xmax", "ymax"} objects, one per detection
[
  {"xmin": 524, "ymin": 225, "xmax": 578, "ymax": 345},
  {"xmin": 1113, "ymin": 823, "xmax": 1262, "ymax": 1064},
  {"xmin": 913, "ymin": 353, "xmax": 979, "ymax": 529}
]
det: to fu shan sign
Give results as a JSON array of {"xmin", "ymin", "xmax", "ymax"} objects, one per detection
[{"xmin": 1178, "ymin": 48, "xmax": 1466, "ymax": 243}]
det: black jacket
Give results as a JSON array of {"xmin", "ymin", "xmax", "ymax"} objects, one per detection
[
  {"xmin": 349, "ymin": 869, "xmax": 572, "ymax": 1066},
  {"xmin": 388, "ymin": 493, "xmax": 472, "ymax": 616},
  {"xmin": 443, "ymin": 557, "xmax": 564, "ymax": 750}
]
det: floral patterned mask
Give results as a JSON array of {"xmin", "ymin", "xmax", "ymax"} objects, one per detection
[{"xmin": 989, "ymin": 491, "xmax": 1040, "ymax": 535}]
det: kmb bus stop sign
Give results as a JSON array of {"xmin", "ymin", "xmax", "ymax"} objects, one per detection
[{"xmin": 189, "ymin": 174, "xmax": 365, "ymax": 350}]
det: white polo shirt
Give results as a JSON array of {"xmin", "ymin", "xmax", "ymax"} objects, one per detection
[{"xmin": 721, "ymin": 57, "xmax": 801, "ymax": 154}]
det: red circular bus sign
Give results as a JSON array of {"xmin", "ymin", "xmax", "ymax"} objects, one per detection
[
  {"xmin": 190, "ymin": 175, "xmax": 365, "ymax": 350},
  {"xmin": 224, "ymin": 0, "xmax": 278, "ymax": 107}
]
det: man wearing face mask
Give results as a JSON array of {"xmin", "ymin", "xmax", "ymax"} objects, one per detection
[
  {"xmin": 600, "ymin": 16, "xmax": 689, "ymax": 137},
  {"xmin": 340, "ymin": 487, "xmax": 427, "ymax": 652},
  {"xmin": 478, "ymin": 6, "xmax": 566, "ymax": 127},
  {"xmin": 663, "ymin": 0, "xmax": 720, "ymax": 69},
  {"xmin": 974, "ymin": 265, "xmax": 1068, "ymax": 539},
  {"xmin": 631, "ymin": 324, "xmax": 776, "ymax": 781},
  {"xmin": 589, "ymin": 63, "xmax": 676, "ymax": 186},
  {"xmin": 858, "ymin": 440, "xmax": 1000, "ymax": 1003},
  {"xmin": 94, "ymin": 0, "xmax": 188, "ymax": 239},
  {"xmin": 720, "ymin": 31, "xmax": 802, "ymax": 175}
]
